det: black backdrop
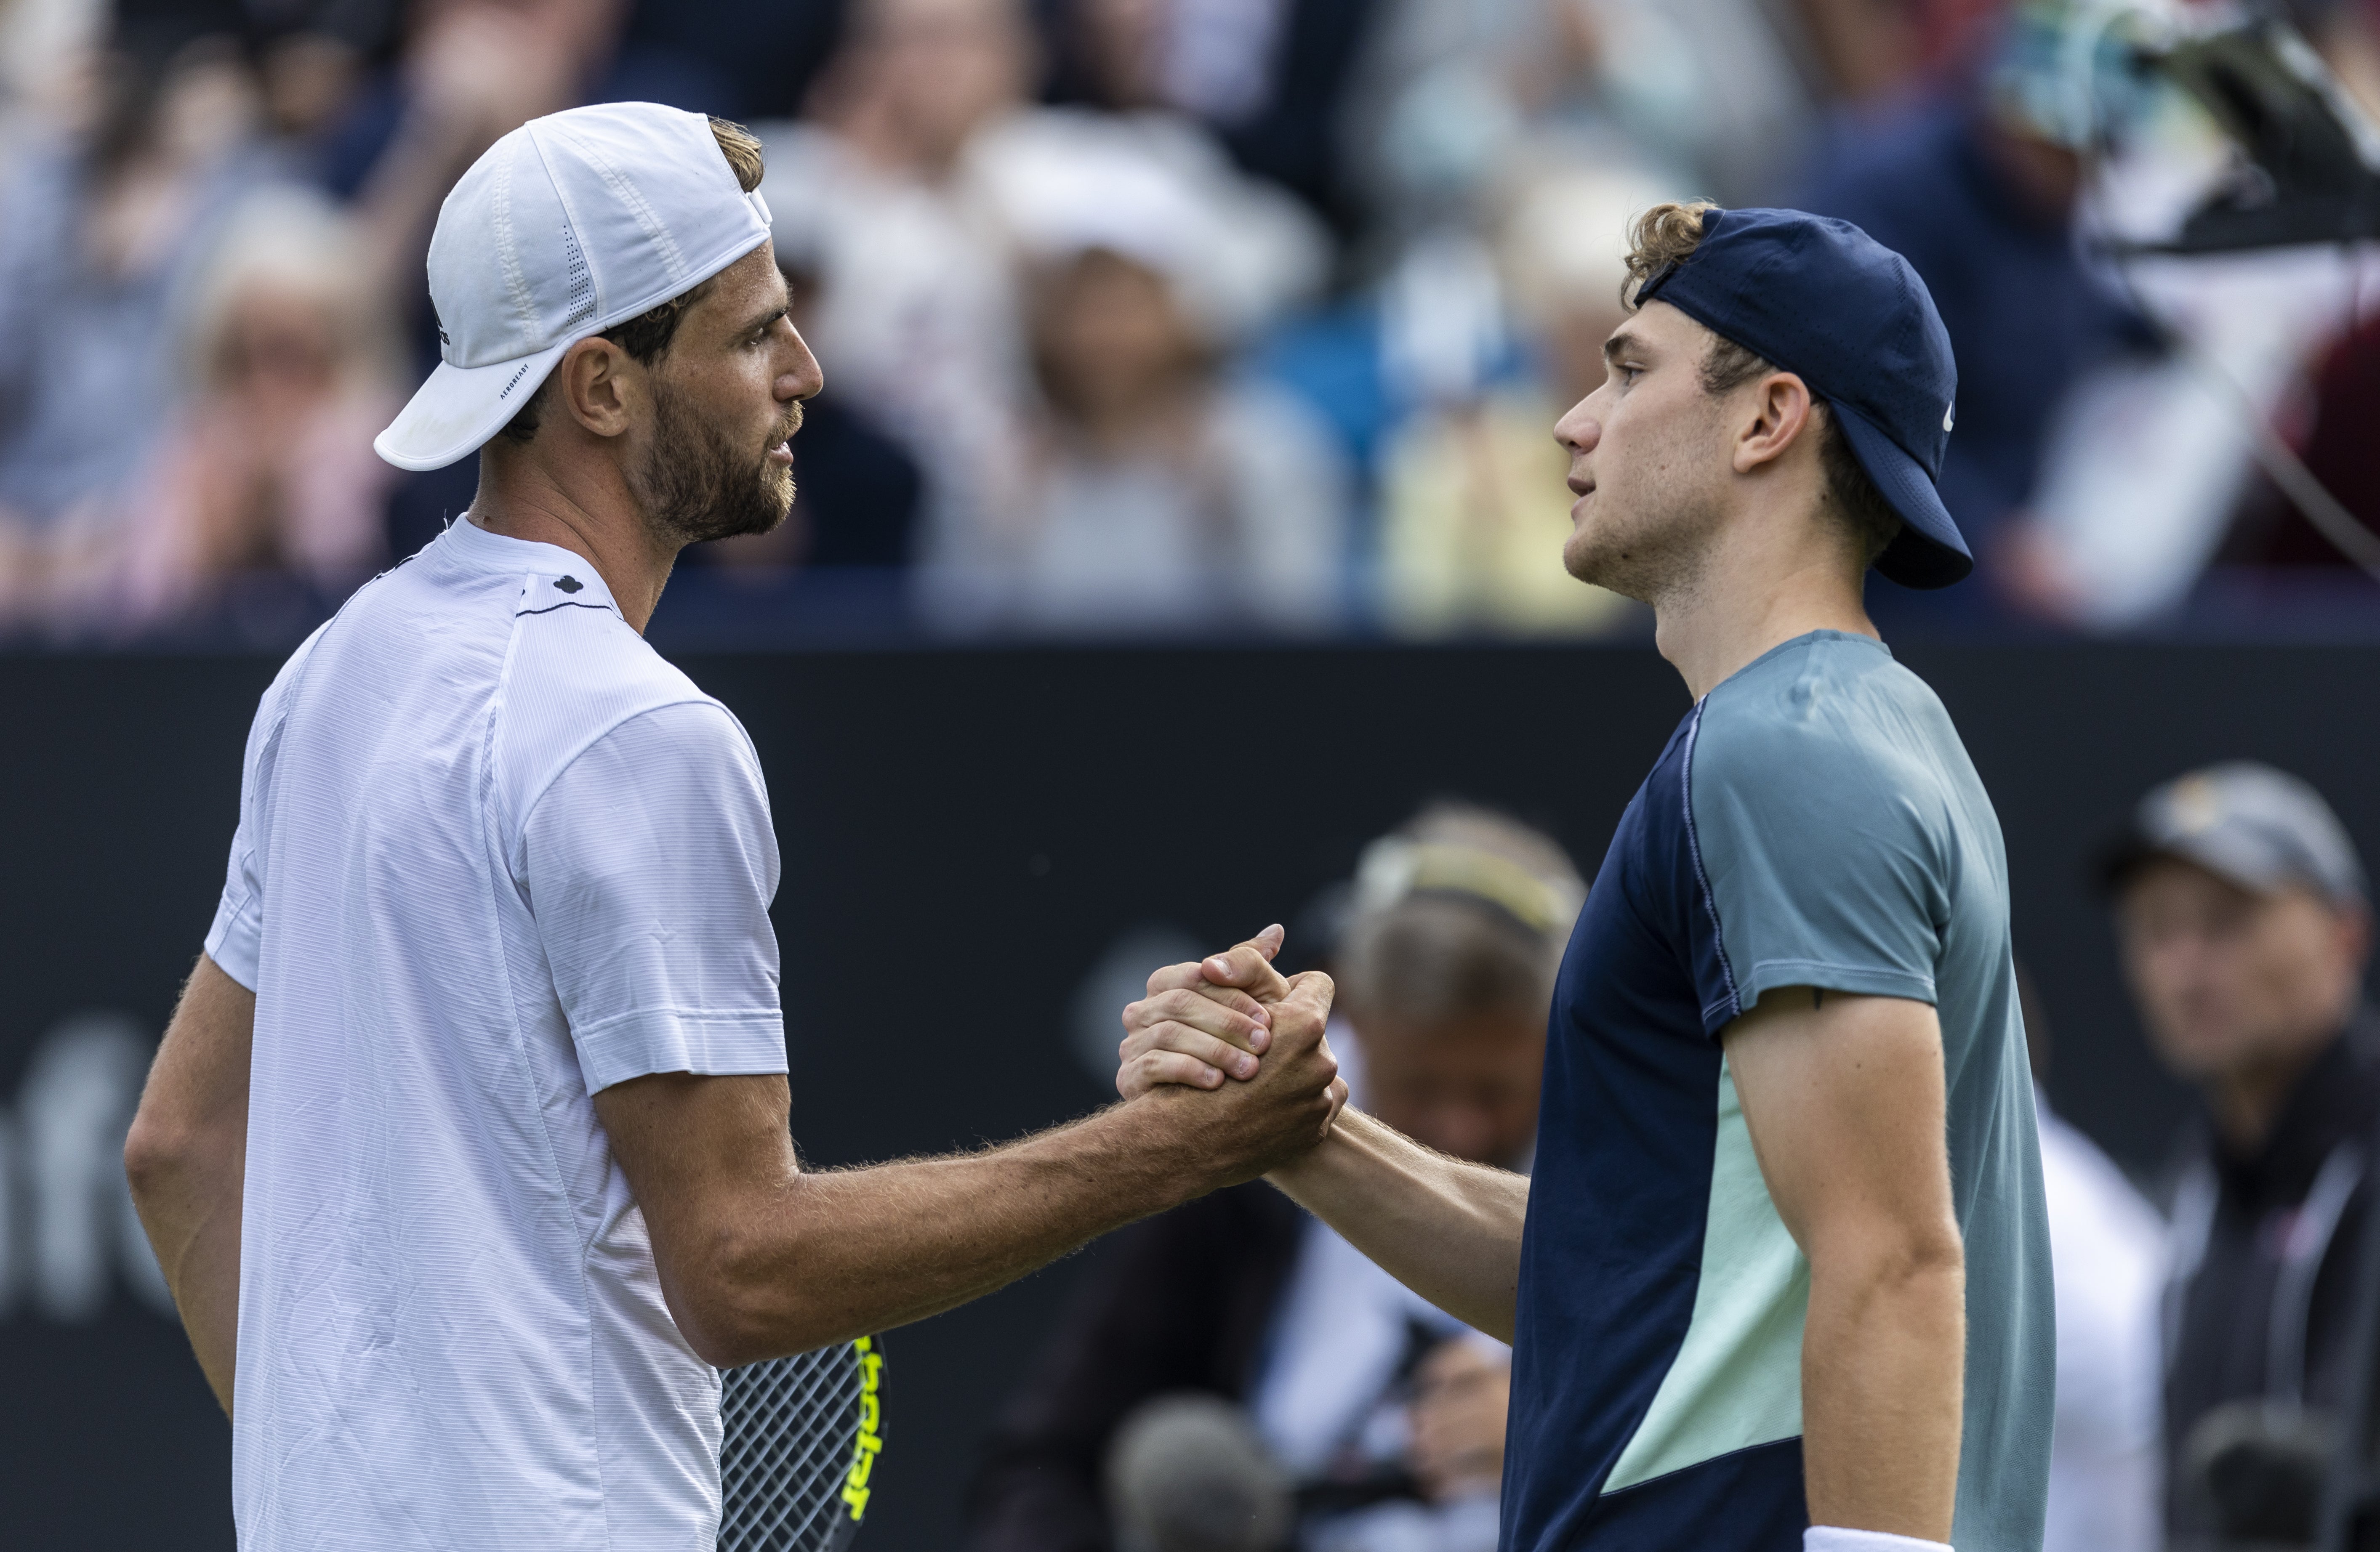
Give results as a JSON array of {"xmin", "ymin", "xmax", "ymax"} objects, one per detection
[{"xmin": 2, "ymin": 643, "xmax": 2372, "ymax": 1549}]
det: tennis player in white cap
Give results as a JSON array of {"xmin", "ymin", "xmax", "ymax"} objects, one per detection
[{"xmin": 125, "ymin": 103, "xmax": 1345, "ymax": 1549}]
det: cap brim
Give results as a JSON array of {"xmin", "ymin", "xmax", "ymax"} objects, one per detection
[
  {"xmin": 2094, "ymin": 832, "xmax": 2289, "ymax": 899},
  {"xmin": 1830, "ymin": 401, "xmax": 1973, "ymax": 590},
  {"xmin": 373, "ymin": 336, "xmax": 574, "ymax": 473}
]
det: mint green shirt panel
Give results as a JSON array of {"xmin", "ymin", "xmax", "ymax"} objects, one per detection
[
  {"xmin": 1603, "ymin": 1057, "xmax": 1808, "ymax": 1492},
  {"xmin": 1687, "ymin": 631, "xmax": 2055, "ymax": 1552}
]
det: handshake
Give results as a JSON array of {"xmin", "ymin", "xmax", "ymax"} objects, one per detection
[{"xmin": 1113, "ymin": 923, "xmax": 1352, "ymax": 1186}]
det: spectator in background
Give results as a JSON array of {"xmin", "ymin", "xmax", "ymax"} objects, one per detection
[
  {"xmin": 1796, "ymin": 0, "xmax": 2149, "ymax": 622},
  {"xmin": 761, "ymin": 0, "xmax": 1041, "ymax": 615},
  {"xmin": 0, "ymin": 25, "xmax": 268, "ymax": 630},
  {"xmin": 2103, "ymin": 763, "xmax": 2375, "ymax": 1549},
  {"xmin": 768, "ymin": 0, "xmax": 1334, "ymax": 633},
  {"xmin": 1374, "ymin": 162, "xmax": 1653, "ymax": 637},
  {"xmin": 963, "ymin": 803, "xmax": 1583, "ymax": 1552},
  {"xmin": 2021, "ymin": 973, "xmax": 2164, "ymax": 1552},
  {"xmin": 104, "ymin": 189, "xmax": 398, "ymax": 636},
  {"xmin": 985, "ymin": 170, "xmax": 1344, "ymax": 634}
]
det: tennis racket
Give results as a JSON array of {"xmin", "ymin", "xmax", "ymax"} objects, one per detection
[{"xmin": 719, "ymin": 1334, "xmax": 886, "ymax": 1552}]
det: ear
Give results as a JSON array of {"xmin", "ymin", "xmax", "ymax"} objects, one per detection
[
  {"xmin": 553, "ymin": 336, "xmax": 642, "ymax": 441},
  {"xmin": 1730, "ymin": 370, "xmax": 1817, "ymax": 476}
]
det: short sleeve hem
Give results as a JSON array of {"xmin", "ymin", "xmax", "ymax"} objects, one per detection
[
  {"xmin": 574, "ymin": 1007, "xmax": 788, "ymax": 1093},
  {"xmin": 205, "ymin": 887, "xmax": 262, "ymax": 992},
  {"xmin": 1707, "ymin": 960, "xmax": 1938, "ymax": 1034}
]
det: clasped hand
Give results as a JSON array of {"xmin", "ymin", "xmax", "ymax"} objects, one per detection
[{"xmin": 1115, "ymin": 925, "xmax": 1349, "ymax": 1168}]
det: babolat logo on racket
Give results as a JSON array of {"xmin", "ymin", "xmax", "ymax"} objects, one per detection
[
  {"xmin": 717, "ymin": 1334, "xmax": 886, "ymax": 1551},
  {"xmin": 840, "ymin": 1336, "xmax": 885, "ymax": 1519}
]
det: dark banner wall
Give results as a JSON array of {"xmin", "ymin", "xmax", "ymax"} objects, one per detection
[{"xmin": 2, "ymin": 644, "xmax": 2373, "ymax": 1549}]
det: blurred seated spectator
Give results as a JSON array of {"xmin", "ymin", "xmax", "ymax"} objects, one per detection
[
  {"xmin": 975, "ymin": 181, "xmax": 1344, "ymax": 634},
  {"xmin": 2101, "ymin": 763, "xmax": 2375, "ymax": 1549},
  {"xmin": 0, "ymin": 25, "xmax": 269, "ymax": 629},
  {"xmin": 1307, "ymin": 1334, "xmax": 1509, "ymax": 1552},
  {"xmin": 963, "ymin": 803, "xmax": 1582, "ymax": 1552},
  {"xmin": 689, "ymin": 255, "xmax": 921, "ymax": 575},
  {"xmin": 101, "ymin": 189, "xmax": 397, "ymax": 636},
  {"xmin": 1040, "ymin": 0, "xmax": 1376, "ymax": 233},
  {"xmin": 759, "ymin": 0, "xmax": 1041, "ymax": 610},
  {"xmin": 1796, "ymin": 4, "xmax": 2152, "ymax": 625},
  {"xmin": 1374, "ymin": 162, "xmax": 1652, "ymax": 638},
  {"xmin": 2021, "ymin": 973, "xmax": 2164, "ymax": 1552}
]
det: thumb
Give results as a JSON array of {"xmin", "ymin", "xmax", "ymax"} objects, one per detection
[{"xmin": 1202, "ymin": 925, "xmax": 1291, "ymax": 1003}]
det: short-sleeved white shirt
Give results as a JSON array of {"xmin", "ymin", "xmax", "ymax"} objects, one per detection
[{"xmin": 205, "ymin": 517, "xmax": 787, "ymax": 1550}]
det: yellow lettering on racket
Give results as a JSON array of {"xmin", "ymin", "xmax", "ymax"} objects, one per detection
[{"xmin": 843, "ymin": 1336, "xmax": 885, "ymax": 1523}]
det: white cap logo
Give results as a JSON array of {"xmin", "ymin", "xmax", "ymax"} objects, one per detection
[{"xmin": 1943, "ymin": 401, "xmax": 1956, "ymax": 433}]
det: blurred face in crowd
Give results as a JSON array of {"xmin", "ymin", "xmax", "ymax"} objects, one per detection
[
  {"xmin": 1031, "ymin": 248, "xmax": 1204, "ymax": 428},
  {"xmin": 626, "ymin": 246, "xmax": 823, "ymax": 547},
  {"xmin": 1075, "ymin": 0, "xmax": 1167, "ymax": 108},
  {"xmin": 1555, "ymin": 300, "xmax": 1752, "ymax": 602},
  {"xmin": 213, "ymin": 280, "xmax": 344, "ymax": 417},
  {"xmin": 1350, "ymin": 1001, "xmax": 1544, "ymax": 1167},
  {"xmin": 845, "ymin": 0, "xmax": 1032, "ymax": 170},
  {"xmin": 2118, "ymin": 857, "xmax": 2369, "ymax": 1124}
]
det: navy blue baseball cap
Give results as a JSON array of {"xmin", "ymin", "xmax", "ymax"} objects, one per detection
[{"xmin": 1634, "ymin": 206, "xmax": 1970, "ymax": 589}]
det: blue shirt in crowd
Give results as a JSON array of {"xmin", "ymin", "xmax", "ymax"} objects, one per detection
[{"xmin": 1501, "ymin": 630, "xmax": 2053, "ymax": 1552}]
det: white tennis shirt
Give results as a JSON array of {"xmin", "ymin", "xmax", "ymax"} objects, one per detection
[{"xmin": 204, "ymin": 517, "xmax": 788, "ymax": 1549}]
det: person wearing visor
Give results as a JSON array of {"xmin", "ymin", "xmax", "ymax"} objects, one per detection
[
  {"xmin": 2101, "ymin": 764, "xmax": 2376, "ymax": 1546},
  {"xmin": 1118, "ymin": 202, "xmax": 2053, "ymax": 1552},
  {"xmin": 122, "ymin": 103, "xmax": 1348, "ymax": 1549}
]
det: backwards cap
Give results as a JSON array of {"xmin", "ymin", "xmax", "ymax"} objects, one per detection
[{"xmin": 375, "ymin": 102, "xmax": 773, "ymax": 473}]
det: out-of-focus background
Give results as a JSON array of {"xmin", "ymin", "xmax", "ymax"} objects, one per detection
[
  {"xmin": 5, "ymin": 0, "xmax": 2380, "ymax": 1549},
  {"xmin": 0, "ymin": 0, "xmax": 2373, "ymax": 648}
]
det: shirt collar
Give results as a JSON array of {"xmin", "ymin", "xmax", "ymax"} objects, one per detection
[{"xmin": 436, "ymin": 517, "xmax": 621, "ymax": 615}]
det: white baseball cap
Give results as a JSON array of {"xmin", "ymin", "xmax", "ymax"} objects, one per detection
[{"xmin": 374, "ymin": 102, "xmax": 775, "ymax": 472}]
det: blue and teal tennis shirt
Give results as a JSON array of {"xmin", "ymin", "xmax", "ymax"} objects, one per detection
[{"xmin": 1502, "ymin": 630, "xmax": 2052, "ymax": 1552}]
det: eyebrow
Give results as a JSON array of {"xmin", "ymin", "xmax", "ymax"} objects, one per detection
[
  {"xmin": 734, "ymin": 301, "xmax": 789, "ymax": 339},
  {"xmin": 1603, "ymin": 328, "xmax": 1647, "ymax": 367}
]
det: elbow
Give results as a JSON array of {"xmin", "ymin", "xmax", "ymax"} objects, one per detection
[
  {"xmin": 124, "ymin": 1106, "xmax": 204, "ymax": 1207},
  {"xmin": 667, "ymin": 1225, "xmax": 840, "ymax": 1370},
  {"xmin": 1813, "ymin": 1219, "xmax": 1965, "ymax": 1304}
]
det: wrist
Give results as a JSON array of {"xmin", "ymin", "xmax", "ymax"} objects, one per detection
[{"xmin": 1806, "ymin": 1528, "xmax": 1951, "ymax": 1552}]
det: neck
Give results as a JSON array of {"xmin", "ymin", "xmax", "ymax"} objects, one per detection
[
  {"xmin": 2210, "ymin": 1026, "xmax": 2343, "ymax": 1156},
  {"xmin": 468, "ymin": 444, "xmax": 678, "ymax": 633},
  {"xmin": 1651, "ymin": 525, "xmax": 1878, "ymax": 701}
]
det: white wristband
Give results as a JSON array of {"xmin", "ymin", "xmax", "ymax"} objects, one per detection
[{"xmin": 1806, "ymin": 1529, "xmax": 1951, "ymax": 1552}]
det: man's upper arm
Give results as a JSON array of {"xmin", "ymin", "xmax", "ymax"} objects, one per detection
[
  {"xmin": 519, "ymin": 700, "xmax": 789, "ymax": 1094},
  {"xmin": 1721, "ymin": 991, "xmax": 1955, "ymax": 1258}
]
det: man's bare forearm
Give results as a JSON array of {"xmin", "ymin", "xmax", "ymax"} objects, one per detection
[
  {"xmin": 1802, "ymin": 1241, "xmax": 1965, "ymax": 1536},
  {"xmin": 125, "ymin": 956, "xmax": 253, "ymax": 1416},
  {"xmin": 1265, "ymin": 1108, "xmax": 1528, "ymax": 1340},
  {"xmin": 713, "ymin": 1092, "xmax": 1251, "ymax": 1355}
]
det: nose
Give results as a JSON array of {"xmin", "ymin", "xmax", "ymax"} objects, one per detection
[
  {"xmin": 1554, "ymin": 396, "xmax": 1601, "ymax": 456},
  {"xmin": 780, "ymin": 324, "xmax": 824, "ymax": 402}
]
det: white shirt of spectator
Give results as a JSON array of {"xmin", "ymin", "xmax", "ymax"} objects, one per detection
[
  {"xmin": 205, "ymin": 517, "xmax": 787, "ymax": 1550},
  {"xmin": 2037, "ymin": 1101, "xmax": 2165, "ymax": 1552}
]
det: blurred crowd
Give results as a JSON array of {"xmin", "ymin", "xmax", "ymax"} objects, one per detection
[
  {"xmin": 982, "ymin": 768, "xmax": 2380, "ymax": 1552},
  {"xmin": 0, "ymin": 0, "xmax": 2377, "ymax": 645}
]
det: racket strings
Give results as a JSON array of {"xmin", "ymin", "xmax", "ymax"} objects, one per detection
[{"xmin": 719, "ymin": 1345, "xmax": 867, "ymax": 1552}]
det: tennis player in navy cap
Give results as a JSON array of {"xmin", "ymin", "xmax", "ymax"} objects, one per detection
[{"xmin": 1118, "ymin": 202, "xmax": 2051, "ymax": 1552}]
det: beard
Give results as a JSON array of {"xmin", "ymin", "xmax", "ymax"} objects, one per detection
[{"xmin": 630, "ymin": 381, "xmax": 798, "ymax": 547}]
